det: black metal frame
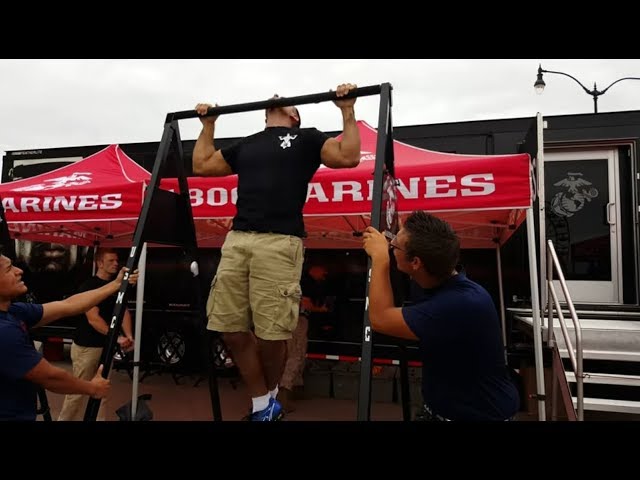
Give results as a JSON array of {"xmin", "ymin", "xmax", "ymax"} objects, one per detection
[
  {"xmin": 356, "ymin": 83, "xmax": 398, "ymax": 420},
  {"xmin": 83, "ymin": 83, "xmax": 396, "ymax": 421},
  {"xmin": 83, "ymin": 120, "xmax": 202, "ymax": 421},
  {"xmin": 36, "ymin": 383, "xmax": 52, "ymax": 421}
]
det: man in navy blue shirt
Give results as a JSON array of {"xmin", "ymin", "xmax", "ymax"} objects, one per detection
[
  {"xmin": 0, "ymin": 250, "xmax": 138, "ymax": 421},
  {"xmin": 362, "ymin": 211, "xmax": 519, "ymax": 421}
]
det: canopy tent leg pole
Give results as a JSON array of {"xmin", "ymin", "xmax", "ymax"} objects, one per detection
[
  {"xmin": 131, "ymin": 242, "xmax": 147, "ymax": 420},
  {"xmin": 526, "ymin": 208, "xmax": 546, "ymax": 421},
  {"xmin": 496, "ymin": 243, "xmax": 507, "ymax": 354},
  {"xmin": 535, "ymin": 112, "xmax": 548, "ymax": 311}
]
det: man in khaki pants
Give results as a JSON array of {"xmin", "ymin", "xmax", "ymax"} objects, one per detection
[
  {"xmin": 194, "ymin": 83, "xmax": 361, "ymax": 420},
  {"xmin": 58, "ymin": 248, "xmax": 134, "ymax": 421}
]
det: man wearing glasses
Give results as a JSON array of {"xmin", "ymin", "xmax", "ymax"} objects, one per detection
[{"xmin": 362, "ymin": 210, "xmax": 519, "ymax": 421}]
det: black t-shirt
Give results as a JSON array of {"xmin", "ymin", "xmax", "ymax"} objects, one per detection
[
  {"xmin": 73, "ymin": 276, "xmax": 115, "ymax": 348},
  {"xmin": 222, "ymin": 126, "xmax": 329, "ymax": 237}
]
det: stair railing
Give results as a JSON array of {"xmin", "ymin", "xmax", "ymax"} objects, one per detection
[{"xmin": 546, "ymin": 239, "xmax": 584, "ymax": 421}]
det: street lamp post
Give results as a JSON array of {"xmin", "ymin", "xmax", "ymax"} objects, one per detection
[{"xmin": 534, "ymin": 64, "xmax": 640, "ymax": 113}]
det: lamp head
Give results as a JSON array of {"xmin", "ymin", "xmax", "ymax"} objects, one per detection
[{"xmin": 534, "ymin": 64, "xmax": 546, "ymax": 95}]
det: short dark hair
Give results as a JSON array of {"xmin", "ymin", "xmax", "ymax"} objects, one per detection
[
  {"xmin": 95, "ymin": 247, "xmax": 118, "ymax": 262},
  {"xmin": 403, "ymin": 210, "xmax": 460, "ymax": 280}
]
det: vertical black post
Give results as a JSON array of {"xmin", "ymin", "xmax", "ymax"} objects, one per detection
[
  {"xmin": 357, "ymin": 83, "xmax": 395, "ymax": 420},
  {"xmin": 36, "ymin": 386, "xmax": 52, "ymax": 421},
  {"xmin": 398, "ymin": 346, "xmax": 411, "ymax": 421},
  {"xmin": 205, "ymin": 332, "xmax": 223, "ymax": 421}
]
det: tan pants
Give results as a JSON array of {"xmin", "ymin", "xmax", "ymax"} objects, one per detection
[
  {"xmin": 57, "ymin": 343, "xmax": 108, "ymax": 421},
  {"xmin": 280, "ymin": 315, "xmax": 308, "ymax": 390},
  {"xmin": 206, "ymin": 231, "xmax": 304, "ymax": 340}
]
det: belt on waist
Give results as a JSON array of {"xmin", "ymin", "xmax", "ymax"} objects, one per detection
[
  {"xmin": 418, "ymin": 404, "xmax": 514, "ymax": 422},
  {"xmin": 414, "ymin": 404, "xmax": 451, "ymax": 422}
]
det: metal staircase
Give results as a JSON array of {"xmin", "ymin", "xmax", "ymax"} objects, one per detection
[
  {"xmin": 511, "ymin": 308, "xmax": 640, "ymax": 417},
  {"xmin": 508, "ymin": 240, "xmax": 640, "ymax": 420}
]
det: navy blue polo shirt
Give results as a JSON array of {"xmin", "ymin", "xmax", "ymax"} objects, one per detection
[
  {"xmin": 0, "ymin": 303, "xmax": 45, "ymax": 421},
  {"xmin": 402, "ymin": 273, "xmax": 519, "ymax": 421}
]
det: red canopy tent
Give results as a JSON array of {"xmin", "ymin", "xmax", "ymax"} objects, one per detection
[
  {"xmin": 0, "ymin": 144, "xmax": 151, "ymax": 246},
  {"xmin": 0, "ymin": 122, "xmax": 531, "ymax": 251},
  {"xmin": 161, "ymin": 120, "xmax": 532, "ymax": 249}
]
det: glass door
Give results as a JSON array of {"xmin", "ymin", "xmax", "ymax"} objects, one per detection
[{"xmin": 544, "ymin": 149, "xmax": 622, "ymax": 304}]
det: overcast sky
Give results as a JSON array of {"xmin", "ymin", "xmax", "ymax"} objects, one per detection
[{"xmin": 2, "ymin": 59, "xmax": 640, "ymax": 158}]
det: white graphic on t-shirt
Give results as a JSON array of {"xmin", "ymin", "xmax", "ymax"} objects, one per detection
[{"xmin": 279, "ymin": 134, "xmax": 298, "ymax": 149}]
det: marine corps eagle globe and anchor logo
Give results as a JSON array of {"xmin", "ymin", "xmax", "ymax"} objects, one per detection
[{"xmin": 550, "ymin": 172, "xmax": 599, "ymax": 218}]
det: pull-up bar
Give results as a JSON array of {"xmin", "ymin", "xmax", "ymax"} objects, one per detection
[
  {"xmin": 166, "ymin": 85, "xmax": 384, "ymax": 122},
  {"xmin": 86, "ymin": 82, "xmax": 396, "ymax": 422}
]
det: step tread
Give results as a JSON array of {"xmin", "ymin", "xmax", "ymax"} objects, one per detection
[
  {"xmin": 565, "ymin": 371, "xmax": 640, "ymax": 386},
  {"xmin": 512, "ymin": 315, "xmax": 640, "ymax": 331},
  {"xmin": 558, "ymin": 349, "xmax": 640, "ymax": 362},
  {"xmin": 507, "ymin": 304, "xmax": 640, "ymax": 318},
  {"xmin": 573, "ymin": 396, "xmax": 640, "ymax": 413}
]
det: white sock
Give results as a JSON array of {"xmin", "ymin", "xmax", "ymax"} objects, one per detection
[
  {"xmin": 269, "ymin": 386, "xmax": 279, "ymax": 399},
  {"xmin": 252, "ymin": 393, "xmax": 271, "ymax": 413}
]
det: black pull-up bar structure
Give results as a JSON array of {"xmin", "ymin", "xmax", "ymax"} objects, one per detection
[
  {"xmin": 84, "ymin": 83, "xmax": 398, "ymax": 422},
  {"xmin": 166, "ymin": 85, "xmax": 383, "ymax": 122}
]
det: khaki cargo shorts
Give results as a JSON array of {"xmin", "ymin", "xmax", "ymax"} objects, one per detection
[{"xmin": 206, "ymin": 230, "xmax": 304, "ymax": 341}]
